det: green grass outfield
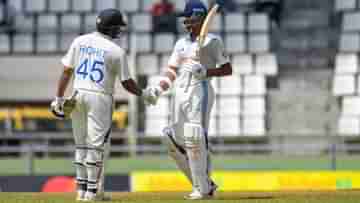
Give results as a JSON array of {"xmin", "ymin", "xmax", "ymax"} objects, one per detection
[
  {"xmin": 1, "ymin": 191, "xmax": 360, "ymax": 203},
  {"xmin": 1, "ymin": 155, "xmax": 360, "ymax": 175}
]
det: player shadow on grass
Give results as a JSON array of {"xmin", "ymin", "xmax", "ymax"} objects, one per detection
[
  {"xmin": 112, "ymin": 192, "xmax": 276, "ymax": 201},
  {"xmin": 147, "ymin": 193, "xmax": 275, "ymax": 201},
  {"xmin": 215, "ymin": 194, "xmax": 275, "ymax": 201}
]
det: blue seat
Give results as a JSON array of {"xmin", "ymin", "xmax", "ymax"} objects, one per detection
[
  {"xmin": 24, "ymin": 0, "xmax": 46, "ymax": 12},
  {"xmin": 49, "ymin": 0, "xmax": 70, "ymax": 12},
  {"xmin": 95, "ymin": 0, "xmax": 116, "ymax": 12},
  {"xmin": 73, "ymin": 0, "xmax": 93, "ymax": 12},
  {"xmin": 37, "ymin": 34, "xmax": 57, "ymax": 53},
  {"xmin": 0, "ymin": 34, "xmax": 10, "ymax": 53},
  {"xmin": 13, "ymin": 34, "xmax": 33, "ymax": 53}
]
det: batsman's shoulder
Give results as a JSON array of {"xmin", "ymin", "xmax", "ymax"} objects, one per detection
[
  {"xmin": 75, "ymin": 33, "xmax": 92, "ymax": 42},
  {"xmin": 115, "ymin": 46, "xmax": 127, "ymax": 56},
  {"xmin": 175, "ymin": 37, "xmax": 187, "ymax": 45},
  {"xmin": 173, "ymin": 37, "xmax": 187, "ymax": 51},
  {"xmin": 110, "ymin": 45, "xmax": 127, "ymax": 61},
  {"xmin": 70, "ymin": 33, "xmax": 91, "ymax": 47},
  {"xmin": 202, "ymin": 33, "xmax": 222, "ymax": 47},
  {"xmin": 207, "ymin": 33, "xmax": 222, "ymax": 42}
]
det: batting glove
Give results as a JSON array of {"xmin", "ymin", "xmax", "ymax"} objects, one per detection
[
  {"xmin": 183, "ymin": 60, "xmax": 207, "ymax": 80},
  {"xmin": 142, "ymin": 86, "xmax": 162, "ymax": 105},
  {"xmin": 50, "ymin": 97, "xmax": 65, "ymax": 119}
]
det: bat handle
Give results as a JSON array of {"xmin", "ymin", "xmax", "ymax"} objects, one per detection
[{"xmin": 70, "ymin": 90, "xmax": 78, "ymax": 100}]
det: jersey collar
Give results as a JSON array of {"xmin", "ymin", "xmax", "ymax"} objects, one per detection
[
  {"xmin": 94, "ymin": 32, "xmax": 113, "ymax": 41},
  {"xmin": 186, "ymin": 34, "xmax": 198, "ymax": 42}
]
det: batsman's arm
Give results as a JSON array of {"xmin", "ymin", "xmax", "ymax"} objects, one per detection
[
  {"xmin": 157, "ymin": 38, "xmax": 182, "ymax": 92},
  {"xmin": 206, "ymin": 36, "xmax": 232, "ymax": 78},
  {"xmin": 56, "ymin": 66, "xmax": 74, "ymax": 97},
  {"xmin": 121, "ymin": 79, "xmax": 143, "ymax": 96},
  {"xmin": 206, "ymin": 62, "xmax": 232, "ymax": 77},
  {"xmin": 117, "ymin": 47, "xmax": 144, "ymax": 97}
]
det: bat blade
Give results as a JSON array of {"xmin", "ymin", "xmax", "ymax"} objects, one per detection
[{"xmin": 198, "ymin": 4, "xmax": 219, "ymax": 48}]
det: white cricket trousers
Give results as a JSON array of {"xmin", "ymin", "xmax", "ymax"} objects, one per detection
[
  {"xmin": 172, "ymin": 81, "xmax": 215, "ymax": 146},
  {"xmin": 71, "ymin": 89, "xmax": 113, "ymax": 149}
]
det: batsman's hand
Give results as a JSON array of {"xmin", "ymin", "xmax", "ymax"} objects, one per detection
[
  {"xmin": 50, "ymin": 97, "xmax": 65, "ymax": 119},
  {"xmin": 50, "ymin": 91, "xmax": 77, "ymax": 119},
  {"xmin": 183, "ymin": 60, "xmax": 207, "ymax": 80},
  {"xmin": 142, "ymin": 86, "xmax": 162, "ymax": 105}
]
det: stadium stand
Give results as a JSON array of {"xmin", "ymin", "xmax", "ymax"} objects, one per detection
[
  {"xmin": 333, "ymin": 0, "xmax": 360, "ymax": 135},
  {"xmin": 261, "ymin": 0, "xmax": 340, "ymax": 137}
]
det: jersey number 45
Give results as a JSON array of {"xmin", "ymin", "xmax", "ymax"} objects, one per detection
[{"xmin": 76, "ymin": 58, "xmax": 105, "ymax": 83}]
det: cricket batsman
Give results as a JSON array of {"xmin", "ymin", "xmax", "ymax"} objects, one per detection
[
  {"xmin": 50, "ymin": 9, "xmax": 157, "ymax": 201},
  {"xmin": 146, "ymin": 0, "xmax": 232, "ymax": 200}
]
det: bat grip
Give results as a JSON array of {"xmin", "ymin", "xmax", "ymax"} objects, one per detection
[{"xmin": 70, "ymin": 90, "xmax": 78, "ymax": 100}]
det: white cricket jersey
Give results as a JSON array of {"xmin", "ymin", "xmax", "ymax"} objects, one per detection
[
  {"xmin": 168, "ymin": 33, "xmax": 230, "ymax": 87},
  {"xmin": 62, "ymin": 32, "xmax": 130, "ymax": 95}
]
